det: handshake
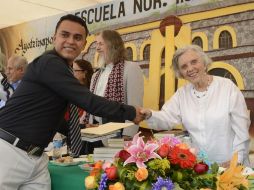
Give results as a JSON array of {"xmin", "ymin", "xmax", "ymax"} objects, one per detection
[{"xmin": 132, "ymin": 107, "xmax": 152, "ymax": 125}]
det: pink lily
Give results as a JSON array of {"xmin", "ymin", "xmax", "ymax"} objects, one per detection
[
  {"xmin": 159, "ymin": 135, "xmax": 172, "ymax": 145},
  {"xmin": 124, "ymin": 134, "xmax": 161, "ymax": 168},
  {"xmin": 124, "ymin": 132, "xmax": 141, "ymax": 149},
  {"xmin": 159, "ymin": 136, "xmax": 181, "ymax": 147}
]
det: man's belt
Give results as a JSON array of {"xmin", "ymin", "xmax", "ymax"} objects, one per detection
[{"xmin": 0, "ymin": 128, "xmax": 44, "ymax": 157}]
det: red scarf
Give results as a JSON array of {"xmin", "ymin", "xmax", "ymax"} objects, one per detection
[
  {"xmin": 91, "ymin": 61, "xmax": 125, "ymax": 103},
  {"xmin": 85, "ymin": 61, "xmax": 125, "ymax": 124}
]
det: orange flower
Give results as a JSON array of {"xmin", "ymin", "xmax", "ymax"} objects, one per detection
[
  {"xmin": 90, "ymin": 168, "xmax": 101, "ymax": 176},
  {"xmin": 135, "ymin": 167, "xmax": 148, "ymax": 181},
  {"xmin": 94, "ymin": 160, "xmax": 103, "ymax": 169},
  {"xmin": 217, "ymin": 152, "xmax": 249, "ymax": 190},
  {"xmin": 176, "ymin": 143, "xmax": 189, "ymax": 149},
  {"xmin": 84, "ymin": 176, "xmax": 97, "ymax": 189},
  {"xmin": 168, "ymin": 146, "xmax": 196, "ymax": 169},
  {"xmin": 109, "ymin": 182, "xmax": 125, "ymax": 190},
  {"xmin": 90, "ymin": 160, "xmax": 103, "ymax": 176}
]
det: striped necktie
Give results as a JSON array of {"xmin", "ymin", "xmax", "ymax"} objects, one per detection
[
  {"xmin": 68, "ymin": 104, "xmax": 82, "ymax": 157},
  {"xmin": 67, "ymin": 67, "xmax": 82, "ymax": 157},
  {"xmin": 0, "ymin": 72, "xmax": 13, "ymax": 99}
]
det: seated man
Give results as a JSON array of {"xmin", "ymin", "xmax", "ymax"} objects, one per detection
[{"xmin": 0, "ymin": 55, "xmax": 28, "ymax": 108}]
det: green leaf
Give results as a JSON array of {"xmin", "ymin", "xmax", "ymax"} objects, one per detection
[
  {"xmin": 139, "ymin": 181, "xmax": 151, "ymax": 190},
  {"xmin": 173, "ymin": 183, "xmax": 184, "ymax": 190},
  {"xmin": 210, "ymin": 163, "xmax": 219, "ymax": 174}
]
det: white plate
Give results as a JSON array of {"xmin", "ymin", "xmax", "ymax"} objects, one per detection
[
  {"xmin": 73, "ymin": 157, "xmax": 89, "ymax": 162},
  {"xmin": 219, "ymin": 167, "xmax": 254, "ymax": 175},
  {"xmin": 78, "ymin": 163, "xmax": 94, "ymax": 171},
  {"xmin": 50, "ymin": 160, "xmax": 81, "ymax": 167},
  {"xmin": 242, "ymin": 167, "xmax": 254, "ymax": 175}
]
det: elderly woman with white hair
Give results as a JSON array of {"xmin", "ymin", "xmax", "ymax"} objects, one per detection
[{"xmin": 141, "ymin": 45, "xmax": 250, "ymax": 167}]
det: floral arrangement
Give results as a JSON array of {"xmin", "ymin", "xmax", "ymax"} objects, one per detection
[{"xmin": 84, "ymin": 132, "xmax": 249, "ymax": 190}]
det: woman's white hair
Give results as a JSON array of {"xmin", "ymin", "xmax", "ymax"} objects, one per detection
[{"xmin": 172, "ymin": 45, "xmax": 212, "ymax": 78}]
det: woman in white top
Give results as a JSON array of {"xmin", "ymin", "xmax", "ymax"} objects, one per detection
[{"xmin": 141, "ymin": 45, "xmax": 250, "ymax": 166}]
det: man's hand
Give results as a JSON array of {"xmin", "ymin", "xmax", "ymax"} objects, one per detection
[
  {"xmin": 132, "ymin": 107, "xmax": 146, "ymax": 124},
  {"xmin": 140, "ymin": 108, "xmax": 152, "ymax": 120}
]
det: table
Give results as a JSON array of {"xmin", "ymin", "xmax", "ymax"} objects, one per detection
[
  {"xmin": 48, "ymin": 162, "xmax": 89, "ymax": 190},
  {"xmin": 48, "ymin": 162, "xmax": 254, "ymax": 190}
]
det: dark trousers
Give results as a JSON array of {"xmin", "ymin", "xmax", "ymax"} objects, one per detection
[
  {"xmin": 80, "ymin": 140, "xmax": 104, "ymax": 155},
  {"xmin": 80, "ymin": 119, "xmax": 104, "ymax": 155}
]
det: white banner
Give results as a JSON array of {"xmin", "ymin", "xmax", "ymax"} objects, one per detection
[
  {"xmin": 0, "ymin": 0, "xmax": 223, "ymax": 62},
  {"xmin": 73, "ymin": 0, "xmax": 223, "ymax": 33}
]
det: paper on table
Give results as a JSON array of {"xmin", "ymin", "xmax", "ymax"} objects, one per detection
[
  {"xmin": 81, "ymin": 122, "xmax": 134, "ymax": 135},
  {"xmin": 81, "ymin": 132, "xmax": 119, "ymax": 142}
]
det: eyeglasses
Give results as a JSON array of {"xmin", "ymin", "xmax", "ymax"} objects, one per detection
[{"xmin": 73, "ymin": 69, "xmax": 84, "ymax": 72}]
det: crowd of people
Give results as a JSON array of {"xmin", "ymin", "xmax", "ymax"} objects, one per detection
[{"xmin": 0, "ymin": 14, "xmax": 251, "ymax": 190}]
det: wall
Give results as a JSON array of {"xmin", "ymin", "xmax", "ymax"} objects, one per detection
[{"xmin": 83, "ymin": 0, "xmax": 254, "ymax": 112}]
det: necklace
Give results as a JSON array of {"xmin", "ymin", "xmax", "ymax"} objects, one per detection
[
  {"xmin": 192, "ymin": 76, "xmax": 211, "ymax": 98},
  {"xmin": 193, "ymin": 88, "xmax": 207, "ymax": 98}
]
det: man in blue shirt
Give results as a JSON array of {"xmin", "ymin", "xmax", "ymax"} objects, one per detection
[{"xmin": 0, "ymin": 55, "xmax": 27, "ymax": 108}]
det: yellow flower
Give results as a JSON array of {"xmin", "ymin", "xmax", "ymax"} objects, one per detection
[
  {"xmin": 217, "ymin": 152, "xmax": 249, "ymax": 190},
  {"xmin": 84, "ymin": 175, "xmax": 97, "ymax": 189},
  {"xmin": 109, "ymin": 182, "xmax": 125, "ymax": 190},
  {"xmin": 135, "ymin": 167, "xmax": 148, "ymax": 181},
  {"xmin": 176, "ymin": 143, "xmax": 189, "ymax": 149}
]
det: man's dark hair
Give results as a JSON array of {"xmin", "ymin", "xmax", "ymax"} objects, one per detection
[{"xmin": 55, "ymin": 14, "xmax": 89, "ymax": 36}]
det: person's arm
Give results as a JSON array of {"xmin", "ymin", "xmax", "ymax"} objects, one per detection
[
  {"xmin": 143, "ymin": 90, "xmax": 182, "ymax": 131},
  {"xmin": 123, "ymin": 62, "xmax": 144, "ymax": 137},
  {"xmin": 0, "ymin": 72, "xmax": 13, "ymax": 101},
  {"xmin": 37, "ymin": 55, "xmax": 139, "ymax": 123},
  {"xmin": 229, "ymin": 83, "xmax": 250, "ymax": 165}
]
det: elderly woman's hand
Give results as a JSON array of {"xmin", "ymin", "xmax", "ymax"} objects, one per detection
[
  {"xmin": 140, "ymin": 108, "xmax": 152, "ymax": 120},
  {"xmin": 132, "ymin": 106, "xmax": 146, "ymax": 124}
]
